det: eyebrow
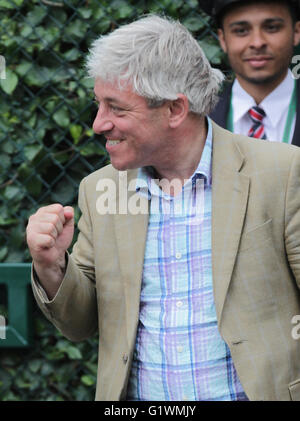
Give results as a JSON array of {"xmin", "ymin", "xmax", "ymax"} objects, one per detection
[
  {"xmin": 229, "ymin": 17, "xmax": 284, "ymax": 27},
  {"xmin": 93, "ymin": 95, "xmax": 128, "ymax": 106},
  {"xmin": 93, "ymin": 96, "xmax": 132, "ymax": 112}
]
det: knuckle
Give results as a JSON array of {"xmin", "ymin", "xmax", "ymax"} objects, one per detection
[
  {"xmin": 51, "ymin": 214, "xmax": 60, "ymax": 225},
  {"xmin": 52, "ymin": 203, "xmax": 64, "ymax": 213},
  {"xmin": 44, "ymin": 223, "xmax": 54, "ymax": 235}
]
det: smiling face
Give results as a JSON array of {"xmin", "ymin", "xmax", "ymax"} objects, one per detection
[
  {"xmin": 218, "ymin": 2, "xmax": 300, "ymax": 88},
  {"xmin": 92, "ymin": 78, "xmax": 174, "ymax": 172}
]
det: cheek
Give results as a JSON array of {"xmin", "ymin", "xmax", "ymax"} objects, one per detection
[
  {"xmin": 227, "ymin": 47, "xmax": 244, "ymax": 65},
  {"xmin": 226, "ymin": 40, "xmax": 245, "ymax": 58}
]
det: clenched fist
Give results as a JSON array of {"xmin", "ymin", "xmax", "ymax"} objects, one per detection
[{"xmin": 26, "ymin": 204, "xmax": 74, "ymax": 299}]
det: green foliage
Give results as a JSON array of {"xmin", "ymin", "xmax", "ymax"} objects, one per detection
[
  {"xmin": 0, "ymin": 308, "xmax": 98, "ymax": 401},
  {"xmin": 0, "ymin": 0, "xmax": 226, "ymax": 401}
]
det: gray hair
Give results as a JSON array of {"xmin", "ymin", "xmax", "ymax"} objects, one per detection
[{"xmin": 86, "ymin": 15, "xmax": 224, "ymax": 115}]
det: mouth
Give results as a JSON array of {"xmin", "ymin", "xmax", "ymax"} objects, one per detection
[
  {"xmin": 107, "ymin": 140, "xmax": 122, "ymax": 146},
  {"xmin": 105, "ymin": 139, "xmax": 125, "ymax": 152},
  {"xmin": 244, "ymin": 56, "xmax": 273, "ymax": 68}
]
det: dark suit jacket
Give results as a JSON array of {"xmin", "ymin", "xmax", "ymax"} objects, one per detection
[{"xmin": 210, "ymin": 80, "xmax": 300, "ymax": 147}]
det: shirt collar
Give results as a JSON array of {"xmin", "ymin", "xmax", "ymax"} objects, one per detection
[
  {"xmin": 136, "ymin": 117, "xmax": 213, "ymax": 198},
  {"xmin": 232, "ymin": 69, "xmax": 295, "ymax": 128}
]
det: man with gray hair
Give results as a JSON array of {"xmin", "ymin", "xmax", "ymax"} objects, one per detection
[{"xmin": 27, "ymin": 15, "xmax": 300, "ymax": 401}]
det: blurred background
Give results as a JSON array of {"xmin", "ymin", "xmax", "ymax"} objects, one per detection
[{"xmin": 0, "ymin": 0, "xmax": 227, "ymax": 400}]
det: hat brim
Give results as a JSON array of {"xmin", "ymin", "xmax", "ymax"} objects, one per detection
[{"xmin": 198, "ymin": 0, "xmax": 300, "ymax": 19}]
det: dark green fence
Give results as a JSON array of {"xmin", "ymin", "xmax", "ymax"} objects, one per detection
[
  {"xmin": 0, "ymin": 0, "xmax": 226, "ymax": 400},
  {"xmin": 0, "ymin": 0, "xmax": 225, "ymax": 264}
]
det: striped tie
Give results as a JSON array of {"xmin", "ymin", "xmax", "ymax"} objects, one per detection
[{"xmin": 248, "ymin": 106, "xmax": 267, "ymax": 139}]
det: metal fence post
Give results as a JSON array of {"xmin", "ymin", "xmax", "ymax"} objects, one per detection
[{"xmin": 0, "ymin": 263, "xmax": 33, "ymax": 347}]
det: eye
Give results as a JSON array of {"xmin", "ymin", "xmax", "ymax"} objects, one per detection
[
  {"xmin": 232, "ymin": 27, "xmax": 249, "ymax": 36},
  {"xmin": 110, "ymin": 104, "xmax": 126, "ymax": 115},
  {"xmin": 265, "ymin": 24, "xmax": 281, "ymax": 32}
]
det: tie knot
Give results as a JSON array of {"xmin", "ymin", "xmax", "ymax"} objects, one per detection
[{"xmin": 248, "ymin": 106, "xmax": 266, "ymax": 123}]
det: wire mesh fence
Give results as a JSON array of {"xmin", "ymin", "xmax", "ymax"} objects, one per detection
[{"xmin": 0, "ymin": 0, "xmax": 225, "ymax": 264}]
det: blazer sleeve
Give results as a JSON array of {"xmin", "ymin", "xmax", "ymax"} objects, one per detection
[
  {"xmin": 31, "ymin": 177, "xmax": 98, "ymax": 342},
  {"xmin": 285, "ymin": 147, "xmax": 300, "ymax": 287}
]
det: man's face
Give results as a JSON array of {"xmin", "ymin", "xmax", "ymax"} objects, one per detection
[
  {"xmin": 218, "ymin": 2, "xmax": 300, "ymax": 86},
  {"xmin": 93, "ymin": 79, "xmax": 173, "ymax": 171}
]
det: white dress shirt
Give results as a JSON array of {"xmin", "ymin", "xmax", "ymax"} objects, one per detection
[{"xmin": 232, "ymin": 69, "xmax": 296, "ymax": 143}]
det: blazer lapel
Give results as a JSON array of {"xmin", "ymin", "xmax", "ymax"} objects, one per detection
[
  {"xmin": 113, "ymin": 169, "xmax": 149, "ymax": 348},
  {"xmin": 211, "ymin": 123, "xmax": 250, "ymax": 325}
]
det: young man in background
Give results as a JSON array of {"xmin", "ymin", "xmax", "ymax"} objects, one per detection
[{"xmin": 200, "ymin": 0, "xmax": 300, "ymax": 144}]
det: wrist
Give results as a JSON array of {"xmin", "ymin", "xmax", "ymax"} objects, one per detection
[{"xmin": 32, "ymin": 253, "xmax": 68, "ymax": 300}]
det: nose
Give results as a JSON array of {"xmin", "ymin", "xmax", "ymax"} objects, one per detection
[
  {"xmin": 92, "ymin": 105, "xmax": 114, "ymax": 134},
  {"xmin": 249, "ymin": 28, "xmax": 267, "ymax": 50}
]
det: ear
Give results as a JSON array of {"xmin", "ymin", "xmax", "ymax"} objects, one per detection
[
  {"xmin": 168, "ymin": 94, "xmax": 189, "ymax": 128},
  {"xmin": 217, "ymin": 28, "xmax": 227, "ymax": 53},
  {"xmin": 294, "ymin": 21, "xmax": 300, "ymax": 46}
]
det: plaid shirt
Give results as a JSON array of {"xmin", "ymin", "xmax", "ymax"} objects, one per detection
[{"xmin": 126, "ymin": 119, "xmax": 248, "ymax": 401}]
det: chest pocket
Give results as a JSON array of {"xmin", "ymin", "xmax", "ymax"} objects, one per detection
[{"xmin": 238, "ymin": 219, "xmax": 273, "ymax": 253}]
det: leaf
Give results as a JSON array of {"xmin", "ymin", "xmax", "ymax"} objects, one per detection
[
  {"xmin": 183, "ymin": 16, "xmax": 206, "ymax": 31},
  {"xmin": 0, "ymin": 216, "xmax": 18, "ymax": 226},
  {"xmin": 1, "ymin": 141, "xmax": 15, "ymax": 154},
  {"xmin": 79, "ymin": 143, "xmax": 106, "ymax": 157},
  {"xmin": 78, "ymin": 8, "xmax": 92, "ymax": 19},
  {"xmin": 0, "ymin": 247, "xmax": 8, "ymax": 261},
  {"xmin": 65, "ymin": 19, "xmax": 88, "ymax": 39},
  {"xmin": 4, "ymin": 185, "xmax": 20, "ymax": 200},
  {"xmin": 25, "ymin": 177, "xmax": 43, "ymax": 197},
  {"xmin": 25, "ymin": 6, "xmax": 47, "ymax": 26},
  {"xmin": 81, "ymin": 375, "xmax": 95, "ymax": 386},
  {"xmin": 0, "ymin": 153, "xmax": 11, "ymax": 170},
  {"xmin": 0, "ymin": 0, "xmax": 23, "ymax": 8},
  {"xmin": 0, "ymin": 69, "xmax": 18, "ymax": 94},
  {"xmin": 53, "ymin": 108, "xmax": 70, "ymax": 128},
  {"xmin": 84, "ymin": 361, "xmax": 98, "ymax": 376},
  {"xmin": 51, "ymin": 180, "xmax": 76, "ymax": 205},
  {"xmin": 15, "ymin": 61, "xmax": 32, "ymax": 77},
  {"xmin": 70, "ymin": 125, "xmax": 83, "ymax": 144},
  {"xmin": 24, "ymin": 144, "xmax": 43, "ymax": 162},
  {"xmin": 63, "ymin": 48, "xmax": 80, "ymax": 62},
  {"xmin": 199, "ymin": 40, "xmax": 223, "ymax": 64},
  {"xmin": 4, "ymin": 250, "xmax": 24, "ymax": 263},
  {"xmin": 66, "ymin": 346, "xmax": 82, "ymax": 360},
  {"xmin": 28, "ymin": 360, "xmax": 42, "ymax": 374},
  {"xmin": 85, "ymin": 129, "xmax": 94, "ymax": 137}
]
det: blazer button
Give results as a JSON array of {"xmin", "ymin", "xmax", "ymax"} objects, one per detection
[{"xmin": 122, "ymin": 354, "xmax": 128, "ymax": 364}]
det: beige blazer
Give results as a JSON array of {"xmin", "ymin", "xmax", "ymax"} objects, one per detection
[{"xmin": 32, "ymin": 122, "xmax": 300, "ymax": 401}]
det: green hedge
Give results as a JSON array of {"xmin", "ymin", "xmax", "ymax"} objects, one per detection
[{"xmin": 0, "ymin": 0, "xmax": 225, "ymax": 401}]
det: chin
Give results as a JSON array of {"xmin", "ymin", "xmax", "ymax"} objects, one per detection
[
  {"xmin": 241, "ymin": 68, "xmax": 286, "ymax": 86},
  {"xmin": 110, "ymin": 160, "xmax": 138, "ymax": 171},
  {"xmin": 246, "ymin": 75, "xmax": 275, "ymax": 85}
]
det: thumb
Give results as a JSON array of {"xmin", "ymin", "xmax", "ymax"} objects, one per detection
[{"xmin": 63, "ymin": 206, "xmax": 74, "ymax": 225}]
